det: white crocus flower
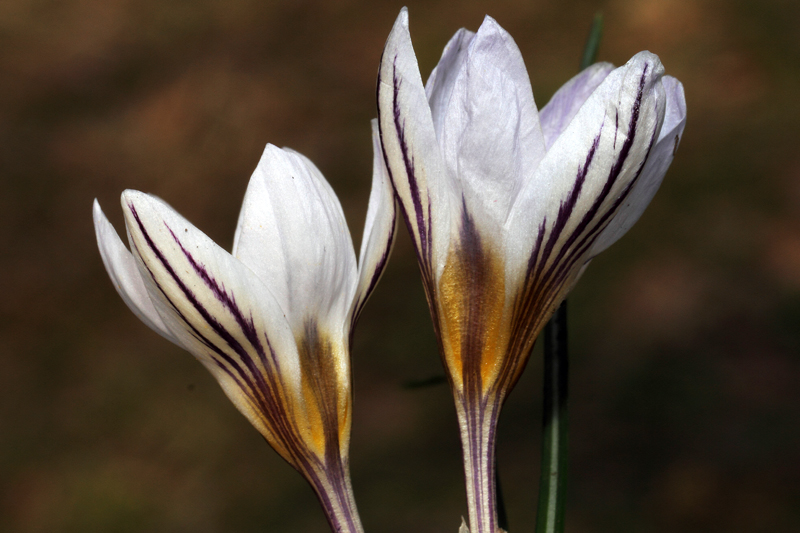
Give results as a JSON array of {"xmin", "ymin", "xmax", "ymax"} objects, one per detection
[
  {"xmin": 93, "ymin": 121, "xmax": 396, "ymax": 533},
  {"xmin": 377, "ymin": 9, "xmax": 686, "ymax": 533}
]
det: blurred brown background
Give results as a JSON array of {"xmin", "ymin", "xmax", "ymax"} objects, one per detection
[{"xmin": 2, "ymin": 0, "xmax": 798, "ymax": 531}]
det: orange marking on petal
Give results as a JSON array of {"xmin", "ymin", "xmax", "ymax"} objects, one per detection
[
  {"xmin": 437, "ymin": 236, "xmax": 511, "ymax": 398},
  {"xmin": 294, "ymin": 324, "xmax": 351, "ymax": 463}
]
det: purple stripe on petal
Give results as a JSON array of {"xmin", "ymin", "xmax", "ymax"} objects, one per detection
[
  {"xmin": 525, "ymin": 217, "xmax": 547, "ymax": 281},
  {"xmin": 128, "ymin": 204, "xmax": 323, "ymax": 471},
  {"xmin": 167, "ymin": 225, "xmax": 274, "ymax": 369},
  {"xmin": 540, "ymin": 64, "xmax": 649, "ymax": 285},
  {"xmin": 559, "ymin": 66, "xmax": 648, "ymax": 260},
  {"xmin": 390, "ymin": 55, "xmax": 433, "ymax": 274},
  {"xmin": 130, "ymin": 237, "xmax": 261, "ymax": 409},
  {"xmin": 530, "ymin": 131, "xmax": 600, "ymax": 283},
  {"xmin": 507, "ymin": 64, "xmax": 655, "ymax": 377},
  {"xmin": 349, "ymin": 220, "xmax": 396, "ymax": 335},
  {"xmin": 555, "ymin": 81, "xmax": 659, "ymax": 275},
  {"xmin": 130, "ymin": 209, "xmax": 272, "ymax": 395}
]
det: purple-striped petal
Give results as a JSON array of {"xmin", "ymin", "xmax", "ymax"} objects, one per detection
[
  {"xmin": 348, "ymin": 119, "xmax": 397, "ymax": 331},
  {"xmin": 539, "ymin": 62, "xmax": 615, "ymax": 150},
  {"xmin": 378, "ymin": 8, "xmax": 452, "ymax": 283},
  {"xmin": 504, "ymin": 51, "xmax": 666, "ymax": 315},
  {"xmin": 589, "ymin": 75, "xmax": 687, "ymax": 255},
  {"xmin": 119, "ymin": 190, "xmax": 366, "ymax": 532},
  {"xmin": 93, "ymin": 199, "xmax": 181, "ymax": 345},
  {"xmin": 120, "ymin": 190, "xmax": 306, "ymax": 452},
  {"xmin": 374, "ymin": 11, "xmax": 686, "ymax": 533},
  {"xmin": 231, "ymin": 145, "xmax": 358, "ymax": 335}
]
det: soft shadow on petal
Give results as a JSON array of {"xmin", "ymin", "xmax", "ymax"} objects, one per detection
[
  {"xmin": 539, "ymin": 62, "xmax": 615, "ymax": 150},
  {"xmin": 121, "ymin": 190, "xmax": 305, "ymax": 457},
  {"xmin": 378, "ymin": 7, "xmax": 451, "ymax": 281},
  {"xmin": 232, "ymin": 145, "xmax": 358, "ymax": 335},
  {"xmin": 439, "ymin": 16, "xmax": 546, "ymax": 228},
  {"xmin": 589, "ymin": 75, "xmax": 687, "ymax": 255},
  {"xmin": 349, "ymin": 119, "xmax": 397, "ymax": 331},
  {"xmin": 93, "ymin": 199, "xmax": 181, "ymax": 344}
]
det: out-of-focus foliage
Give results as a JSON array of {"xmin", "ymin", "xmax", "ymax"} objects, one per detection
[{"xmin": 1, "ymin": 1, "xmax": 798, "ymax": 531}]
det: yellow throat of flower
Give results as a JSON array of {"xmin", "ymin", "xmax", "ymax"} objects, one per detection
[
  {"xmin": 437, "ymin": 230, "xmax": 511, "ymax": 400},
  {"xmin": 294, "ymin": 323, "xmax": 351, "ymax": 462}
]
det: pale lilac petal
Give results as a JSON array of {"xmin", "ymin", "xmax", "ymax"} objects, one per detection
[
  {"xmin": 539, "ymin": 62, "xmax": 615, "ymax": 150},
  {"xmin": 93, "ymin": 199, "xmax": 181, "ymax": 345},
  {"xmin": 377, "ymin": 8, "xmax": 452, "ymax": 281},
  {"xmin": 438, "ymin": 16, "xmax": 547, "ymax": 227},
  {"xmin": 121, "ymin": 190, "xmax": 302, "ymax": 440},
  {"xmin": 505, "ymin": 52, "xmax": 666, "ymax": 298},
  {"xmin": 589, "ymin": 75, "xmax": 687, "ymax": 255},
  {"xmin": 425, "ymin": 28, "xmax": 475, "ymax": 139},
  {"xmin": 349, "ymin": 120, "xmax": 398, "ymax": 330},
  {"xmin": 231, "ymin": 145, "xmax": 358, "ymax": 335}
]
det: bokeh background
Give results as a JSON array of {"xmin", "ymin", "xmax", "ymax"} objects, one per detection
[{"xmin": 2, "ymin": 0, "xmax": 799, "ymax": 531}]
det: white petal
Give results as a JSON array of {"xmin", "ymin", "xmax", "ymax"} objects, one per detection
[
  {"xmin": 436, "ymin": 16, "xmax": 547, "ymax": 230},
  {"xmin": 349, "ymin": 119, "xmax": 398, "ymax": 329},
  {"xmin": 589, "ymin": 75, "xmax": 687, "ymax": 255},
  {"xmin": 505, "ymin": 51, "xmax": 666, "ymax": 293},
  {"xmin": 377, "ymin": 8, "xmax": 451, "ymax": 280},
  {"xmin": 121, "ymin": 190, "xmax": 302, "ymax": 438},
  {"xmin": 539, "ymin": 62, "xmax": 615, "ymax": 150},
  {"xmin": 231, "ymin": 145, "xmax": 358, "ymax": 334},
  {"xmin": 93, "ymin": 199, "xmax": 181, "ymax": 345},
  {"xmin": 425, "ymin": 27, "xmax": 475, "ymax": 139}
]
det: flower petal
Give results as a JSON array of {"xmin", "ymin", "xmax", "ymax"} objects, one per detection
[
  {"xmin": 425, "ymin": 27, "xmax": 475, "ymax": 139},
  {"xmin": 121, "ymin": 190, "xmax": 304, "ymax": 456},
  {"xmin": 438, "ymin": 16, "xmax": 547, "ymax": 226},
  {"xmin": 378, "ymin": 8, "xmax": 451, "ymax": 282},
  {"xmin": 589, "ymin": 75, "xmax": 687, "ymax": 255},
  {"xmin": 349, "ymin": 119, "xmax": 397, "ymax": 330},
  {"xmin": 505, "ymin": 51, "xmax": 666, "ymax": 318},
  {"xmin": 539, "ymin": 62, "xmax": 615, "ymax": 150},
  {"xmin": 93, "ymin": 199, "xmax": 181, "ymax": 345},
  {"xmin": 231, "ymin": 145, "xmax": 358, "ymax": 335}
]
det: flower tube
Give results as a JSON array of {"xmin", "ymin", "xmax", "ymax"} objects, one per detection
[
  {"xmin": 93, "ymin": 121, "xmax": 396, "ymax": 533},
  {"xmin": 377, "ymin": 9, "xmax": 686, "ymax": 533}
]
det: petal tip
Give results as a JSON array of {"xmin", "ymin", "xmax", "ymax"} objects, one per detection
[
  {"xmin": 480, "ymin": 14, "xmax": 500, "ymax": 30},
  {"xmin": 632, "ymin": 50, "xmax": 665, "ymax": 77},
  {"xmin": 120, "ymin": 189, "xmax": 147, "ymax": 207},
  {"xmin": 92, "ymin": 199, "xmax": 113, "ymax": 238},
  {"xmin": 663, "ymin": 76, "xmax": 687, "ymax": 111},
  {"xmin": 476, "ymin": 14, "xmax": 513, "ymax": 43},
  {"xmin": 389, "ymin": 7, "xmax": 409, "ymax": 34}
]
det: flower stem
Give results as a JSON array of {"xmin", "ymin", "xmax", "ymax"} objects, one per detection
[
  {"xmin": 534, "ymin": 301, "xmax": 569, "ymax": 533},
  {"xmin": 458, "ymin": 401, "xmax": 500, "ymax": 533},
  {"xmin": 535, "ymin": 16, "xmax": 604, "ymax": 533},
  {"xmin": 580, "ymin": 12, "xmax": 604, "ymax": 70},
  {"xmin": 310, "ymin": 465, "xmax": 365, "ymax": 533}
]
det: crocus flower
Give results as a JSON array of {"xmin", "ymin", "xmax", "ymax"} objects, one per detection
[
  {"xmin": 377, "ymin": 9, "xmax": 686, "ymax": 533},
  {"xmin": 93, "ymin": 121, "xmax": 395, "ymax": 533}
]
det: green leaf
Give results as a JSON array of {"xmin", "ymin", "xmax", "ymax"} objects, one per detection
[{"xmin": 580, "ymin": 12, "xmax": 604, "ymax": 70}]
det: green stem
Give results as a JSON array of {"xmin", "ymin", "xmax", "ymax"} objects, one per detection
[
  {"xmin": 580, "ymin": 13, "xmax": 604, "ymax": 70},
  {"xmin": 534, "ymin": 15, "xmax": 605, "ymax": 532},
  {"xmin": 534, "ymin": 301, "xmax": 569, "ymax": 533}
]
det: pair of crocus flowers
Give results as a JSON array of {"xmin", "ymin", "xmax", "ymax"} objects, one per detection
[{"xmin": 93, "ymin": 8, "xmax": 685, "ymax": 533}]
